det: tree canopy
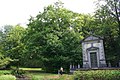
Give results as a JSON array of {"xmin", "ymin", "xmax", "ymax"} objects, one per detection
[
  {"xmin": 94, "ymin": 0, "xmax": 120, "ymax": 66},
  {"xmin": 0, "ymin": 0, "xmax": 119, "ymax": 72},
  {"xmin": 23, "ymin": 2, "xmax": 86, "ymax": 72}
]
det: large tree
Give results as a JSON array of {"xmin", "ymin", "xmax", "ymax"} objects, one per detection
[
  {"xmin": 1, "ymin": 25, "xmax": 25, "ymax": 67},
  {"xmin": 23, "ymin": 1, "xmax": 91, "ymax": 72},
  {"xmin": 0, "ymin": 26, "xmax": 13, "ymax": 68},
  {"xmin": 94, "ymin": 0, "xmax": 120, "ymax": 66}
]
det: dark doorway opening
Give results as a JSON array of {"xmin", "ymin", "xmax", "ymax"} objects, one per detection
[{"xmin": 90, "ymin": 52, "xmax": 98, "ymax": 68}]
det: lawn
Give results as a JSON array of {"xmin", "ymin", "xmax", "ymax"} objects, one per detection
[
  {"xmin": 0, "ymin": 68, "xmax": 73, "ymax": 80},
  {"xmin": 20, "ymin": 68, "xmax": 42, "ymax": 71},
  {"xmin": 19, "ymin": 68, "xmax": 73, "ymax": 80},
  {"xmin": 1, "ymin": 68, "xmax": 120, "ymax": 80},
  {"xmin": 27, "ymin": 72, "xmax": 65, "ymax": 80},
  {"xmin": 27, "ymin": 72, "xmax": 73, "ymax": 80}
]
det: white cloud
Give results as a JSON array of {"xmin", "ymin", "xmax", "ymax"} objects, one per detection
[
  {"xmin": 0, "ymin": 0, "xmax": 96, "ymax": 28},
  {"xmin": 62, "ymin": 0, "xmax": 96, "ymax": 13}
]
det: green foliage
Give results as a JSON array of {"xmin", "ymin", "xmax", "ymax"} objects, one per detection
[
  {"xmin": 0, "ymin": 75, "xmax": 16, "ymax": 80},
  {"xmin": 23, "ymin": 1, "xmax": 86, "ymax": 72},
  {"xmin": 74, "ymin": 70, "xmax": 120, "ymax": 80},
  {"xmin": 0, "ymin": 25, "xmax": 25, "ymax": 67},
  {"xmin": 11, "ymin": 68, "xmax": 26, "ymax": 78},
  {"xmin": 0, "ymin": 53, "xmax": 12, "ymax": 68},
  {"xmin": 0, "ymin": 0, "xmax": 119, "ymax": 73},
  {"xmin": 4, "ymin": 25, "xmax": 25, "ymax": 58},
  {"xmin": 0, "ymin": 70, "xmax": 11, "ymax": 75},
  {"xmin": 95, "ymin": 0, "xmax": 120, "ymax": 66}
]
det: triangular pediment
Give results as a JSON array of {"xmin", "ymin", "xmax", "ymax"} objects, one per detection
[
  {"xmin": 82, "ymin": 35, "xmax": 103, "ymax": 42},
  {"xmin": 87, "ymin": 46, "xmax": 99, "ymax": 51}
]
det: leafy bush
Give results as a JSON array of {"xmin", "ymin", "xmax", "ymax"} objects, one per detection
[
  {"xmin": 0, "ymin": 53, "xmax": 12, "ymax": 69},
  {"xmin": 0, "ymin": 75, "xmax": 16, "ymax": 80},
  {"xmin": 0, "ymin": 70, "xmax": 11, "ymax": 75},
  {"xmin": 74, "ymin": 70, "xmax": 120, "ymax": 80},
  {"xmin": 11, "ymin": 68, "xmax": 26, "ymax": 78}
]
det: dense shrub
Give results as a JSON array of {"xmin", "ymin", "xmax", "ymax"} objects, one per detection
[
  {"xmin": 11, "ymin": 68, "xmax": 25, "ymax": 78},
  {"xmin": 0, "ymin": 70, "xmax": 11, "ymax": 75},
  {"xmin": 0, "ymin": 75, "xmax": 16, "ymax": 80},
  {"xmin": 74, "ymin": 70, "xmax": 120, "ymax": 80},
  {"xmin": 0, "ymin": 53, "xmax": 12, "ymax": 69}
]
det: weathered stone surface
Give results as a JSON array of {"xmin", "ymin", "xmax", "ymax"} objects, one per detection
[{"xmin": 81, "ymin": 35, "xmax": 107, "ymax": 68}]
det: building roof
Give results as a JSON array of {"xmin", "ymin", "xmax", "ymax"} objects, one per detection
[{"xmin": 80, "ymin": 35, "xmax": 103, "ymax": 43}]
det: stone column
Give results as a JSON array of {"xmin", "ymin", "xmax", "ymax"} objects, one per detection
[
  {"xmin": 100, "ymin": 40, "xmax": 107, "ymax": 67},
  {"xmin": 73, "ymin": 64, "xmax": 75, "ymax": 69},
  {"xmin": 70, "ymin": 64, "xmax": 72, "ymax": 69},
  {"xmin": 78, "ymin": 64, "xmax": 80, "ymax": 69},
  {"xmin": 108, "ymin": 62, "xmax": 111, "ymax": 67},
  {"xmin": 119, "ymin": 60, "xmax": 120, "ymax": 67}
]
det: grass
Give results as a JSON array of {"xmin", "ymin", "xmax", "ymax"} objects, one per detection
[
  {"xmin": 20, "ymin": 68, "xmax": 73, "ymax": 80},
  {"xmin": 1, "ymin": 68, "xmax": 120, "ymax": 80},
  {"xmin": 19, "ymin": 68, "xmax": 42, "ymax": 71},
  {"xmin": 27, "ymin": 72, "xmax": 73, "ymax": 80},
  {"xmin": 28, "ymin": 72, "xmax": 58, "ymax": 80},
  {"xmin": 0, "ymin": 68, "xmax": 73, "ymax": 80}
]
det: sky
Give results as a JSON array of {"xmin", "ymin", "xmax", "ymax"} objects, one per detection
[{"xmin": 0, "ymin": 0, "xmax": 97, "ymax": 28}]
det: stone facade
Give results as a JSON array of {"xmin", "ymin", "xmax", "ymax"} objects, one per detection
[{"xmin": 82, "ymin": 35, "xmax": 107, "ymax": 68}]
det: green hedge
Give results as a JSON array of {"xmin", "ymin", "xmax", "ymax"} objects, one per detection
[
  {"xmin": 0, "ymin": 75, "xmax": 16, "ymax": 80},
  {"xmin": 74, "ymin": 70, "xmax": 120, "ymax": 80},
  {"xmin": 0, "ymin": 70, "xmax": 11, "ymax": 75}
]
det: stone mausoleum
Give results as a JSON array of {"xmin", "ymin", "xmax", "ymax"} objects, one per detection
[{"xmin": 81, "ymin": 35, "xmax": 107, "ymax": 68}]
